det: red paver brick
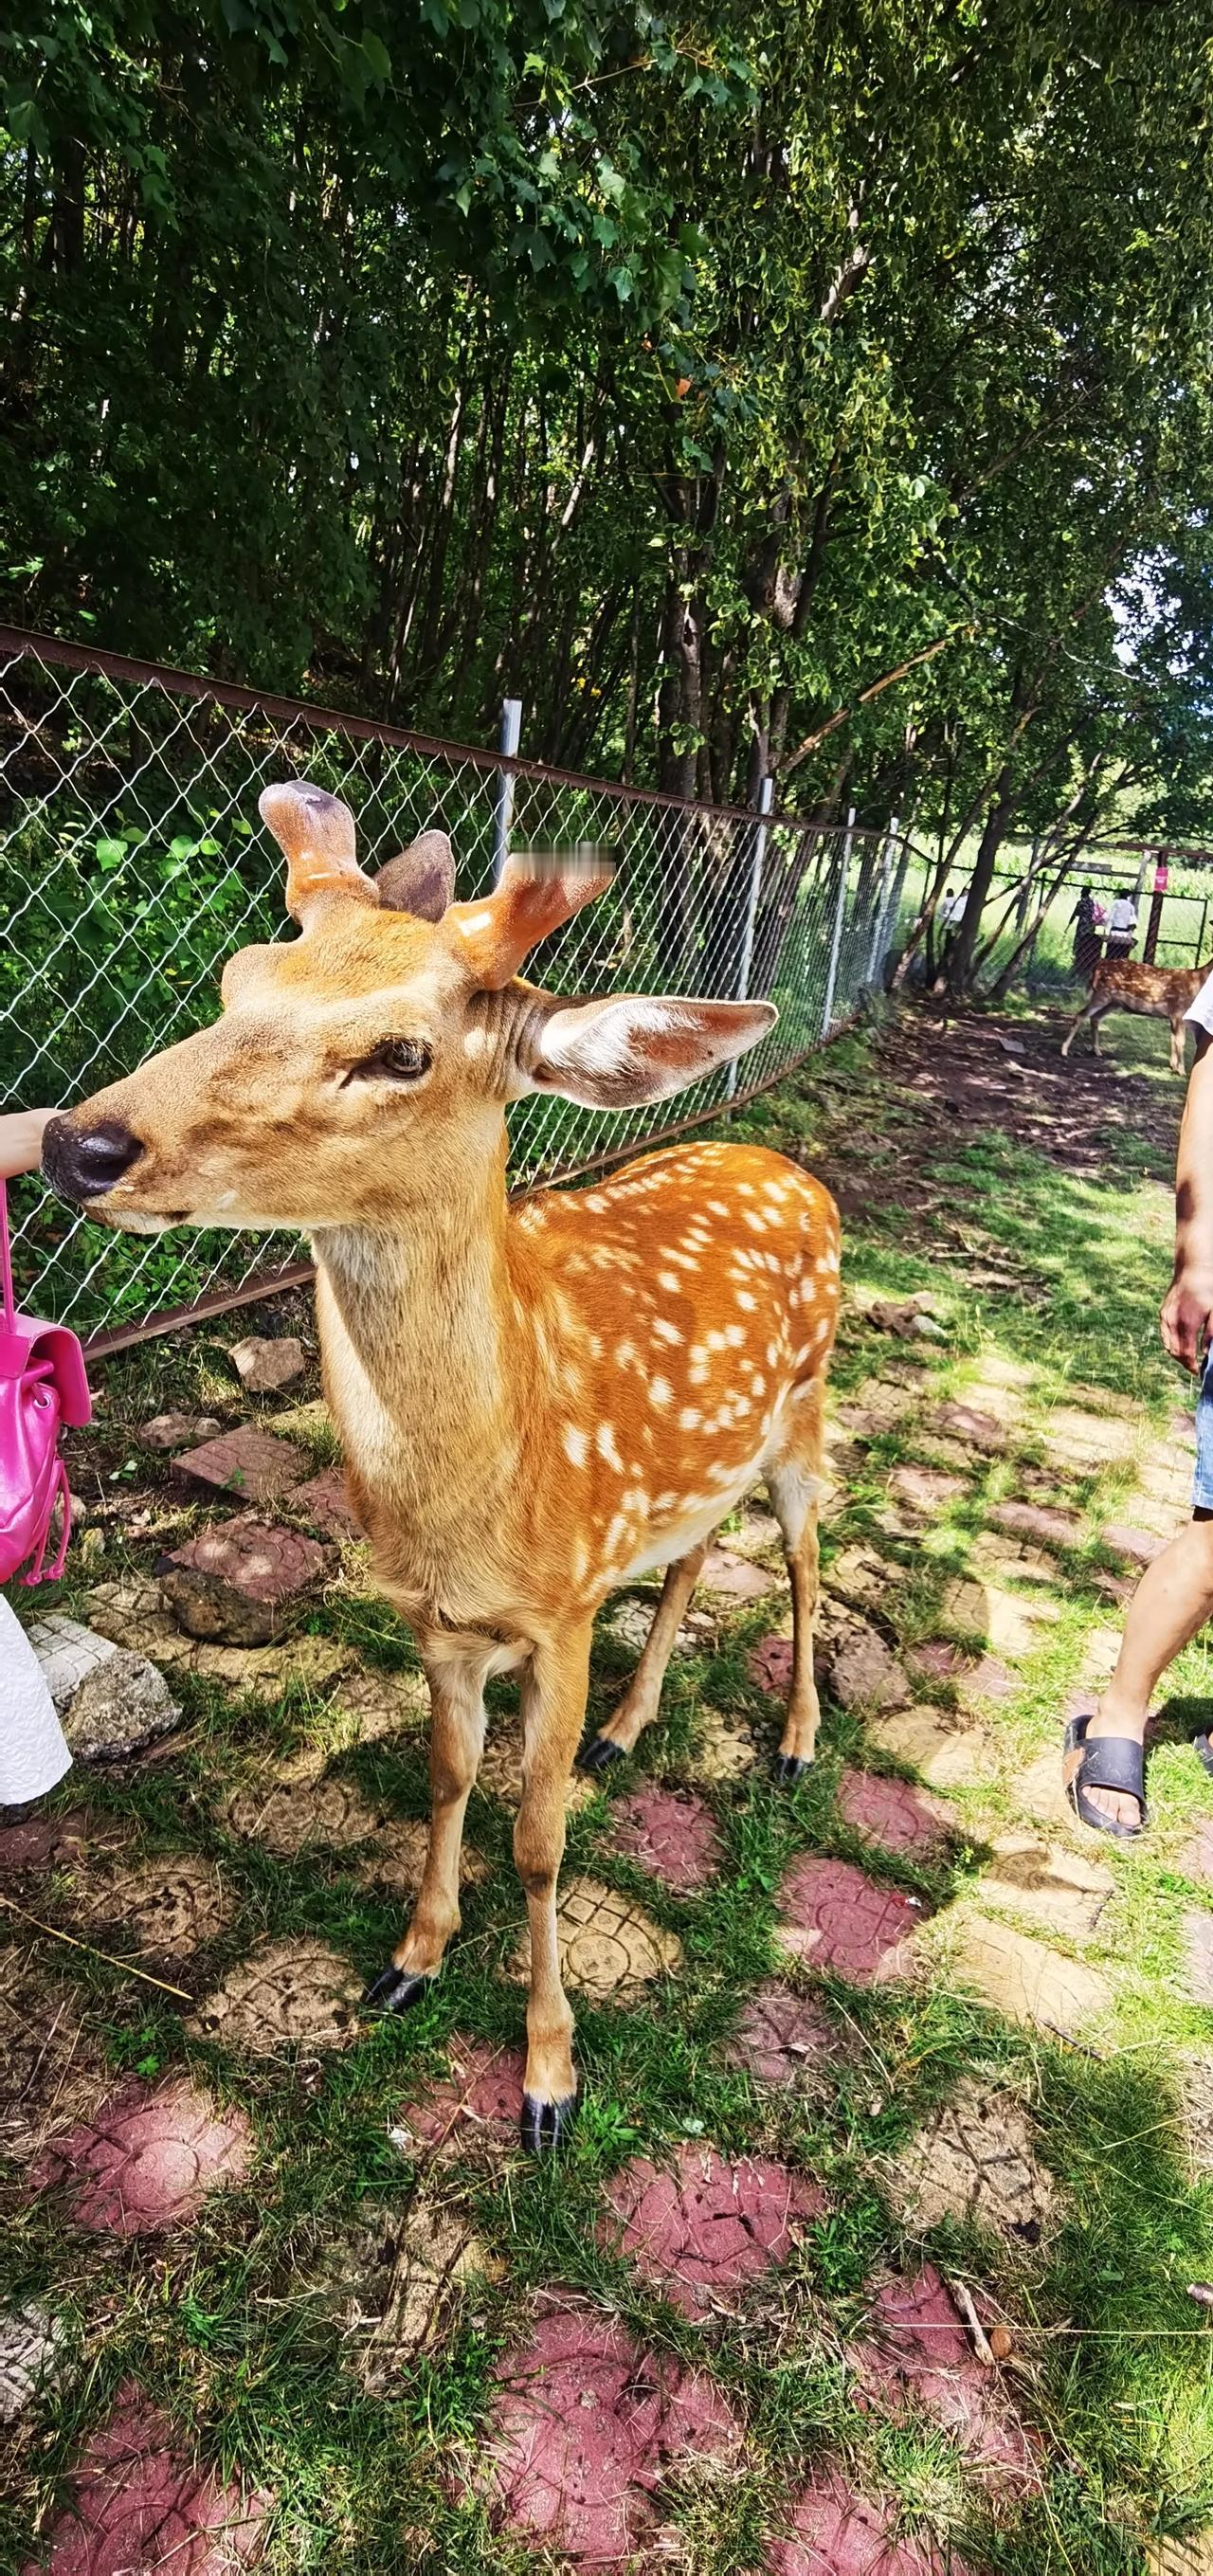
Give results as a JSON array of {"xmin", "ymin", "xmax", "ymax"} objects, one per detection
[
  {"xmin": 724, "ymin": 1984, "xmax": 838, "ymax": 2090},
  {"xmin": 605, "ymin": 2140, "xmax": 823, "ymax": 2317},
  {"xmin": 909, "ymin": 1640, "xmax": 1013, "ymax": 1700},
  {"xmin": 836, "ymin": 1767, "xmax": 951, "ymax": 1857},
  {"xmin": 291, "ymin": 1469, "xmax": 361, "ymax": 1540},
  {"xmin": 853, "ymin": 2264, "xmax": 1038, "ymax": 2486},
  {"xmin": 1101, "ymin": 1523, "xmax": 1165, "ymax": 1569},
  {"xmin": 701, "ymin": 1545, "xmax": 775, "ymax": 1599},
  {"xmin": 749, "ymin": 1635, "xmax": 795, "ymax": 1696},
  {"xmin": 936, "ymin": 1404, "xmax": 1006, "ymax": 1453},
  {"xmin": 485, "ymin": 2301, "xmax": 741, "ymax": 2567},
  {"xmin": 0, "ymin": 1810, "xmax": 124, "ymax": 1876},
  {"xmin": 990, "ymin": 1499, "xmax": 1079, "ymax": 1548},
  {"xmin": 32, "ymin": 2079, "xmax": 251, "ymax": 2237},
  {"xmin": 161, "ymin": 1517, "xmax": 330, "ymax": 1644},
  {"xmin": 397, "ymin": 2038, "xmax": 527, "ymax": 2157},
  {"xmin": 779, "ymin": 1855, "xmax": 924, "ymax": 1982},
  {"xmin": 20, "ymin": 2382, "xmax": 268, "ymax": 2574},
  {"xmin": 768, "ymin": 2466, "xmax": 969, "ymax": 2575},
  {"xmin": 610, "ymin": 1785, "xmax": 722, "ymax": 1893},
  {"xmin": 172, "ymin": 1426, "xmax": 307, "ymax": 1505},
  {"xmin": 890, "ymin": 1464, "xmax": 968, "ymax": 1515}
]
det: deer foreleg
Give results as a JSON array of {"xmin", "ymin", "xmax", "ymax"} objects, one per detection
[
  {"xmin": 363, "ymin": 1654, "xmax": 484, "ymax": 2014},
  {"xmin": 578, "ymin": 1537, "xmax": 714, "ymax": 1772},
  {"xmin": 516, "ymin": 1623, "xmax": 593, "ymax": 2150},
  {"xmin": 768, "ymin": 1404, "xmax": 824, "ymax": 1781}
]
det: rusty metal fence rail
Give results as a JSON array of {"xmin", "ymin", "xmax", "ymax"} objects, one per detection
[{"xmin": 0, "ymin": 626, "xmax": 912, "ymax": 1343}]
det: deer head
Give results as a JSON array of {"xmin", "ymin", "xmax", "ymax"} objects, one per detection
[{"xmin": 44, "ymin": 783, "xmax": 776, "ymax": 1232}]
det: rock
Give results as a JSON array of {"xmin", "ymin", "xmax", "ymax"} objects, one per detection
[
  {"xmin": 729, "ymin": 1508, "xmax": 783, "ymax": 1559},
  {"xmin": 950, "ymin": 1912, "xmax": 1111, "ymax": 2040},
  {"xmin": 889, "ymin": 1463, "xmax": 968, "ymax": 1516},
  {"xmin": 909, "ymin": 1639, "xmax": 1014, "ymax": 1701},
  {"xmin": 0, "ymin": 2304, "xmax": 61, "ymax": 2425},
  {"xmin": 83, "ymin": 1577, "xmax": 354, "ymax": 1701},
  {"xmin": 886, "ymin": 2076, "xmax": 1056, "ymax": 2243},
  {"xmin": 172, "ymin": 1424, "xmax": 308, "ymax": 1504},
  {"xmin": 137, "ymin": 1412, "xmax": 223, "ymax": 1451},
  {"xmin": 228, "ymin": 1334, "xmax": 307, "ymax": 1393},
  {"xmin": 25, "ymin": 1611, "xmax": 118, "ymax": 1712},
  {"xmin": 825, "ymin": 1547, "xmax": 896, "ymax": 1616},
  {"xmin": 62, "ymin": 1650, "xmax": 182, "ymax": 1763},
  {"xmin": 827, "ymin": 1622, "xmax": 909, "ymax": 1712},
  {"xmin": 867, "ymin": 1297, "xmax": 946, "ymax": 1342},
  {"xmin": 160, "ymin": 1515, "xmax": 332, "ymax": 1645}
]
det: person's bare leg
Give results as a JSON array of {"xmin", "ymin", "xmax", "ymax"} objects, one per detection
[{"xmin": 1066, "ymin": 1513, "xmax": 1213, "ymax": 1826}]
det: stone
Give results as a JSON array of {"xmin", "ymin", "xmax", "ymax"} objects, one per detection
[
  {"xmin": 834, "ymin": 1382, "xmax": 915, "ymax": 1438},
  {"xmin": 514, "ymin": 1876, "xmax": 683, "ymax": 2005},
  {"xmin": 990, "ymin": 1498, "xmax": 1080, "ymax": 1549},
  {"xmin": 866, "ymin": 1296, "xmax": 946, "ymax": 1342},
  {"xmin": 889, "ymin": 1463, "xmax": 968, "ymax": 1516},
  {"xmin": 610, "ymin": 1785, "xmax": 722, "ymax": 1893},
  {"xmin": 886, "ymin": 2076, "xmax": 1056, "ymax": 2243},
  {"xmin": 137, "ymin": 1412, "xmax": 223, "ymax": 1451},
  {"xmin": 485, "ymin": 2302, "xmax": 742, "ymax": 2567},
  {"xmin": 394, "ymin": 2038, "xmax": 527, "ymax": 2165},
  {"xmin": 478, "ymin": 1722, "xmax": 595, "ymax": 1812},
  {"xmin": 331, "ymin": 1661, "xmax": 428, "ymax": 1744},
  {"xmin": 1101, "ymin": 1522, "xmax": 1164, "ymax": 1569},
  {"xmin": 1010, "ymin": 1747, "xmax": 1077, "ymax": 1834},
  {"xmin": 941, "ymin": 1578, "xmax": 1053, "ymax": 1658},
  {"xmin": 829, "ymin": 1622, "xmax": 909, "ymax": 1712},
  {"xmin": 83, "ymin": 1578, "xmax": 353, "ymax": 1701},
  {"xmin": 221, "ymin": 1762, "xmax": 383, "ymax": 1857},
  {"xmin": 357, "ymin": 1818, "xmax": 487, "ymax": 1898},
  {"xmin": 779, "ymin": 1856, "xmax": 925, "ymax": 1984},
  {"xmin": 836, "ymin": 1767, "xmax": 952, "ymax": 1858},
  {"xmin": 77, "ymin": 1855, "xmax": 232, "ymax": 1959},
  {"xmin": 908, "ymin": 1639, "xmax": 1013, "ymax": 1702},
  {"xmin": 699, "ymin": 1543, "xmax": 777, "ymax": 1599},
  {"xmin": 63, "ymin": 1650, "xmax": 182, "ymax": 1763},
  {"xmin": 22, "ymin": 2382, "xmax": 268, "ymax": 2574},
  {"xmin": 935, "ymin": 1403, "xmax": 1006, "ymax": 1454},
  {"xmin": 724, "ymin": 1985, "xmax": 839, "ymax": 2094},
  {"xmin": 750, "ymin": 1635, "xmax": 795, "ymax": 1696},
  {"xmin": 0, "ymin": 2303, "xmax": 61, "ymax": 2425},
  {"xmin": 977, "ymin": 1832, "xmax": 1113, "ymax": 1942},
  {"xmin": 0, "ymin": 1962, "xmax": 109, "ymax": 2165},
  {"xmin": 1182, "ymin": 1912, "xmax": 1213, "ymax": 2008},
  {"xmin": 825, "ymin": 1547, "xmax": 896, "ymax": 1615},
  {"xmin": 768, "ymin": 2467, "xmax": 969, "ymax": 2576},
  {"xmin": 604, "ymin": 1594, "xmax": 715, "ymax": 1658},
  {"xmin": 969, "ymin": 1533, "xmax": 1057, "ymax": 1588},
  {"xmin": 160, "ymin": 1515, "xmax": 331, "ymax": 1646},
  {"xmin": 264, "ymin": 1396, "xmax": 332, "ymax": 1443},
  {"xmin": 853, "ymin": 2264, "xmax": 1038, "ymax": 2485},
  {"xmin": 228, "ymin": 1333, "xmax": 307, "ymax": 1393},
  {"xmin": 33, "ymin": 2077, "xmax": 251, "ymax": 2236},
  {"xmin": 690, "ymin": 1707, "xmax": 759, "ymax": 1783},
  {"xmin": 291, "ymin": 1468, "xmax": 361, "ymax": 1541},
  {"xmin": 335, "ymin": 2201, "xmax": 495, "ymax": 2387},
  {"xmin": 193, "ymin": 1938, "xmax": 363, "ymax": 2054},
  {"xmin": 950, "ymin": 1913, "xmax": 1111, "ymax": 2040},
  {"xmin": 25, "ymin": 1612, "xmax": 118, "ymax": 1711},
  {"xmin": 864, "ymin": 1705, "xmax": 996, "ymax": 1789},
  {"xmin": 1148, "ymin": 2540, "xmax": 1213, "ymax": 2576},
  {"xmin": 1044, "ymin": 1405, "xmax": 1135, "ymax": 1470},
  {"xmin": 605, "ymin": 2140, "xmax": 824, "ymax": 2318},
  {"xmin": 172, "ymin": 1424, "xmax": 308, "ymax": 1504},
  {"xmin": 730, "ymin": 1508, "xmax": 783, "ymax": 1558}
]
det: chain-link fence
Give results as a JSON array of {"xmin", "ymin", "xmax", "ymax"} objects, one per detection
[{"xmin": 0, "ymin": 626, "xmax": 913, "ymax": 1344}]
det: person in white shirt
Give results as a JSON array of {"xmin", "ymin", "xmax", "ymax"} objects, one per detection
[
  {"xmin": 1105, "ymin": 888, "xmax": 1138, "ymax": 959},
  {"xmin": 1065, "ymin": 962, "xmax": 1213, "ymax": 1833}
]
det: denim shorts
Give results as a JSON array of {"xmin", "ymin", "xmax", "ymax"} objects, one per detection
[{"xmin": 1195, "ymin": 1358, "xmax": 1213, "ymax": 1510}]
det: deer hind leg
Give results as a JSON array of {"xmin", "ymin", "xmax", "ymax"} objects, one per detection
[
  {"xmin": 767, "ymin": 1384, "xmax": 825, "ymax": 1784},
  {"xmin": 577, "ymin": 1534, "xmax": 714, "ymax": 1773},
  {"xmin": 1060, "ymin": 999, "xmax": 1095, "ymax": 1058},
  {"xmin": 364, "ymin": 1652, "xmax": 484, "ymax": 2014},
  {"xmin": 1171, "ymin": 1015, "xmax": 1186, "ymax": 1075},
  {"xmin": 516, "ymin": 1623, "xmax": 593, "ymax": 2150}
]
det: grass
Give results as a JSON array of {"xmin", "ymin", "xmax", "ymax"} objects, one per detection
[{"xmin": 5, "ymin": 994, "xmax": 1213, "ymax": 2573}]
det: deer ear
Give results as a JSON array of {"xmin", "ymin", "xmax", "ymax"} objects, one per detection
[
  {"xmin": 372, "ymin": 828, "xmax": 456, "ymax": 921},
  {"xmin": 520, "ymin": 992, "xmax": 777, "ymax": 1109},
  {"xmin": 258, "ymin": 783, "xmax": 376, "ymax": 927},
  {"xmin": 446, "ymin": 847, "xmax": 614, "ymax": 989}
]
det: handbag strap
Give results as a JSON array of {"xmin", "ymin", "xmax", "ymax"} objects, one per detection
[{"xmin": 0, "ymin": 1178, "xmax": 14, "ymax": 1332}]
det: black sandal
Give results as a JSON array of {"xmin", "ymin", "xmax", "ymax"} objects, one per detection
[{"xmin": 1063, "ymin": 1713, "xmax": 1148, "ymax": 1839}]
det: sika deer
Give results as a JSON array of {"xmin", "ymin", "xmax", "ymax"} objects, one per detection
[
  {"xmin": 43, "ymin": 784, "xmax": 841, "ymax": 2150},
  {"xmin": 1060, "ymin": 955, "xmax": 1213, "ymax": 1074}
]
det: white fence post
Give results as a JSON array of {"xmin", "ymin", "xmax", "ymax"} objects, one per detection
[
  {"xmin": 493, "ymin": 696, "xmax": 522, "ymax": 881},
  {"xmin": 725, "ymin": 773, "xmax": 774, "ymax": 1100},
  {"xmin": 821, "ymin": 805, "xmax": 856, "ymax": 1034}
]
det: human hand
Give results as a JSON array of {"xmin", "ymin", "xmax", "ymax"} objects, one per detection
[
  {"xmin": 1161, "ymin": 1264, "xmax": 1213, "ymax": 1371},
  {"xmin": 0, "ymin": 1109, "xmax": 56, "ymax": 1181}
]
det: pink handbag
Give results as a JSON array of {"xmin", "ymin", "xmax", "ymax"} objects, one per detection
[{"xmin": 0, "ymin": 1178, "xmax": 92, "ymax": 1585}]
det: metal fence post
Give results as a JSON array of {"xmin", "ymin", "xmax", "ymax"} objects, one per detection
[
  {"xmin": 821, "ymin": 806, "xmax": 856, "ymax": 1034},
  {"xmin": 866, "ymin": 813, "xmax": 898, "ymax": 985},
  {"xmin": 725, "ymin": 774, "xmax": 774, "ymax": 1100},
  {"xmin": 493, "ymin": 696, "xmax": 522, "ymax": 881}
]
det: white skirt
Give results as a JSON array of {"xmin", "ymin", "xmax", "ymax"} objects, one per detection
[{"xmin": 0, "ymin": 1595, "xmax": 73, "ymax": 1804}]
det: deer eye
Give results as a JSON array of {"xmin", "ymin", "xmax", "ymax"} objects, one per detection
[{"xmin": 347, "ymin": 1038, "xmax": 432, "ymax": 1084}]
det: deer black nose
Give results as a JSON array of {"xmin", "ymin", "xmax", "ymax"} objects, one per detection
[{"xmin": 43, "ymin": 1116, "xmax": 143, "ymax": 1203}]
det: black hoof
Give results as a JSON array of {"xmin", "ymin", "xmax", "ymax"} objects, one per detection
[
  {"xmin": 774, "ymin": 1753, "xmax": 812, "ymax": 1785},
  {"xmin": 363, "ymin": 1964, "xmax": 436, "ymax": 2015},
  {"xmin": 520, "ymin": 2091, "xmax": 577, "ymax": 2153},
  {"xmin": 576, "ymin": 1732, "xmax": 625, "ymax": 1774}
]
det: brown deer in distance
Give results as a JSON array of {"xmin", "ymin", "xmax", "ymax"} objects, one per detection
[
  {"xmin": 43, "ymin": 783, "xmax": 841, "ymax": 2152},
  {"xmin": 1060, "ymin": 954, "xmax": 1213, "ymax": 1074}
]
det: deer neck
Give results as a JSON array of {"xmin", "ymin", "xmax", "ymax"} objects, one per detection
[{"xmin": 310, "ymin": 1132, "xmax": 527, "ymax": 1533}]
